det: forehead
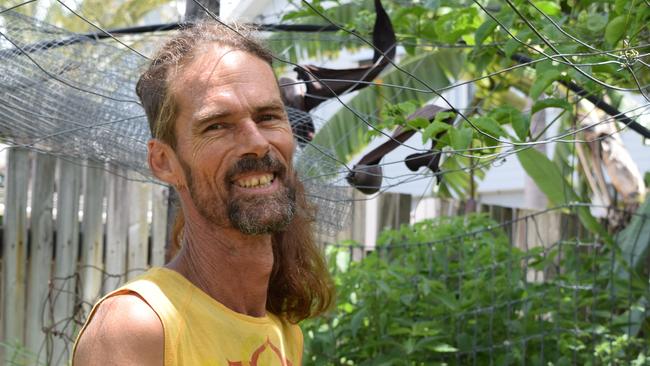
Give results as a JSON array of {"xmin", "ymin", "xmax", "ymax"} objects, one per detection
[{"xmin": 171, "ymin": 45, "xmax": 279, "ymax": 104}]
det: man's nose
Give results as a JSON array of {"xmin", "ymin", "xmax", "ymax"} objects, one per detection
[{"xmin": 237, "ymin": 119, "xmax": 270, "ymax": 157}]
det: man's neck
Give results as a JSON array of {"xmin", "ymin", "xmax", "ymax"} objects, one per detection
[{"xmin": 166, "ymin": 214, "xmax": 274, "ymax": 318}]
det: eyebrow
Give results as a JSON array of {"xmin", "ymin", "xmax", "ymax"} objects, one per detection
[
  {"xmin": 193, "ymin": 101, "xmax": 287, "ymax": 128},
  {"xmin": 255, "ymin": 101, "xmax": 286, "ymax": 113},
  {"xmin": 194, "ymin": 110, "xmax": 230, "ymax": 129}
]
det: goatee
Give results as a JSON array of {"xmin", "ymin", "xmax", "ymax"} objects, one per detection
[
  {"xmin": 183, "ymin": 153, "xmax": 297, "ymax": 235},
  {"xmin": 226, "ymin": 154, "xmax": 296, "ymax": 235}
]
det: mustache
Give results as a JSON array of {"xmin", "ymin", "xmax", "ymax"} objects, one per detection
[{"xmin": 226, "ymin": 153, "xmax": 287, "ymax": 182}]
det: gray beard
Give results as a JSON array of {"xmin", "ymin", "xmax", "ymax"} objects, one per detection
[
  {"xmin": 184, "ymin": 170, "xmax": 296, "ymax": 235},
  {"xmin": 227, "ymin": 184, "xmax": 296, "ymax": 235},
  {"xmin": 186, "ymin": 180, "xmax": 296, "ymax": 235},
  {"xmin": 179, "ymin": 153, "xmax": 297, "ymax": 235}
]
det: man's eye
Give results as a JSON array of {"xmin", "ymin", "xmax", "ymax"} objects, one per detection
[
  {"xmin": 259, "ymin": 114, "xmax": 278, "ymax": 122},
  {"xmin": 205, "ymin": 123, "xmax": 223, "ymax": 131}
]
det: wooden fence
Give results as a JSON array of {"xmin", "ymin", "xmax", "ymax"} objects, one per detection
[{"xmin": 0, "ymin": 148, "xmax": 168, "ymax": 366}]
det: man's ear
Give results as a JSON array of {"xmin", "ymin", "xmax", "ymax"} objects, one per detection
[{"xmin": 148, "ymin": 139, "xmax": 183, "ymax": 186}]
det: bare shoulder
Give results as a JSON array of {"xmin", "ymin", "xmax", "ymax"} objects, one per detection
[{"xmin": 73, "ymin": 293, "xmax": 164, "ymax": 366}]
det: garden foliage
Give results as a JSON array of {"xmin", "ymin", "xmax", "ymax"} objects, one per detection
[{"xmin": 302, "ymin": 214, "xmax": 650, "ymax": 365}]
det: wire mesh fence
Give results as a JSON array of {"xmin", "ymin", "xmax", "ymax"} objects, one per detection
[
  {"xmin": 0, "ymin": 9, "xmax": 352, "ymax": 237},
  {"xmin": 302, "ymin": 204, "xmax": 650, "ymax": 365},
  {"xmin": 0, "ymin": 10, "xmax": 150, "ymax": 177}
]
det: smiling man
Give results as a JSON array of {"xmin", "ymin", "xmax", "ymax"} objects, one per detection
[{"xmin": 73, "ymin": 23, "xmax": 333, "ymax": 365}]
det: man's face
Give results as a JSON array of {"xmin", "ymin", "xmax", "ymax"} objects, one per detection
[{"xmin": 171, "ymin": 46, "xmax": 296, "ymax": 235}]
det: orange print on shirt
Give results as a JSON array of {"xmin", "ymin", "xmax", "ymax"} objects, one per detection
[{"xmin": 227, "ymin": 338, "xmax": 293, "ymax": 366}]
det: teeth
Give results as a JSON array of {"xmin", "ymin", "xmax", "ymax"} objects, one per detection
[{"xmin": 235, "ymin": 173, "xmax": 274, "ymax": 188}]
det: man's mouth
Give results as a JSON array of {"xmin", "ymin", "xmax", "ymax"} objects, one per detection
[{"xmin": 233, "ymin": 173, "xmax": 275, "ymax": 188}]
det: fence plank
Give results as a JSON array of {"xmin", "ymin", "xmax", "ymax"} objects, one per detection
[
  {"xmin": 126, "ymin": 174, "xmax": 150, "ymax": 280},
  {"xmin": 79, "ymin": 162, "xmax": 106, "ymax": 316},
  {"xmin": 1, "ymin": 147, "xmax": 30, "ymax": 363},
  {"xmin": 51, "ymin": 158, "xmax": 82, "ymax": 365},
  {"xmin": 104, "ymin": 166, "xmax": 128, "ymax": 292},
  {"xmin": 150, "ymin": 184, "xmax": 168, "ymax": 266},
  {"xmin": 25, "ymin": 153, "xmax": 56, "ymax": 363}
]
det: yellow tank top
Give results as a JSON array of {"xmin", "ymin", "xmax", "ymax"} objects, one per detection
[{"xmin": 74, "ymin": 267, "xmax": 303, "ymax": 366}]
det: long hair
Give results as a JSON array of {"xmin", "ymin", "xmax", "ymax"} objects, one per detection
[
  {"xmin": 267, "ymin": 175, "xmax": 334, "ymax": 323},
  {"xmin": 138, "ymin": 22, "xmax": 334, "ymax": 322}
]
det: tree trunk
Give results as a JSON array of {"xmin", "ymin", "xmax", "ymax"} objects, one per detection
[{"xmin": 185, "ymin": 0, "xmax": 220, "ymax": 21}]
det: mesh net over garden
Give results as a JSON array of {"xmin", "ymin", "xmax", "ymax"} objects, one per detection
[{"xmin": 303, "ymin": 204, "xmax": 650, "ymax": 365}]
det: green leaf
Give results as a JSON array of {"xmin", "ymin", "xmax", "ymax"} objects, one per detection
[
  {"xmin": 616, "ymin": 297, "xmax": 648, "ymax": 337},
  {"xmin": 434, "ymin": 7, "xmax": 480, "ymax": 44},
  {"xmin": 350, "ymin": 308, "xmax": 366, "ymax": 337},
  {"xmin": 512, "ymin": 115, "xmax": 531, "ymax": 142},
  {"xmin": 432, "ymin": 343, "xmax": 458, "ymax": 353},
  {"xmin": 449, "ymin": 127, "xmax": 473, "ymax": 150},
  {"xmin": 420, "ymin": 21, "xmax": 438, "ymax": 40},
  {"xmin": 517, "ymin": 148, "xmax": 574, "ymax": 206},
  {"xmin": 490, "ymin": 106, "xmax": 524, "ymax": 125},
  {"xmin": 377, "ymin": 280, "xmax": 391, "ymax": 294},
  {"xmin": 591, "ymin": 56, "xmax": 620, "ymax": 76},
  {"xmin": 531, "ymin": 98, "xmax": 572, "ymax": 115},
  {"xmin": 503, "ymin": 38, "xmax": 521, "ymax": 59},
  {"xmin": 605, "ymin": 15, "xmax": 627, "ymax": 45},
  {"xmin": 532, "ymin": 1, "xmax": 561, "ymax": 16},
  {"xmin": 402, "ymin": 338, "xmax": 416, "ymax": 354},
  {"xmin": 421, "ymin": 121, "xmax": 451, "ymax": 143},
  {"xmin": 530, "ymin": 69, "xmax": 563, "ymax": 100},
  {"xmin": 472, "ymin": 47, "xmax": 497, "ymax": 73},
  {"xmin": 430, "ymin": 291, "xmax": 458, "ymax": 311},
  {"xmin": 586, "ymin": 13, "xmax": 608, "ymax": 33},
  {"xmin": 396, "ymin": 101, "xmax": 417, "ymax": 116},
  {"xmin": 407, "ymin": 117, "xmax": 430, "ymax": 130},
  {"xmin": 472, "ymin": 116, "xmax": 506, "ymax": 138},
  {"xmin": 503, "ymin": 28, "xmax": 534, "ymax": 60},
  {"xmin": 475, "ymin": 19, "xmax": 497, "ymax": 46},
  {"xmin": 615, "ymin": 197, "xmax": 650, "ymax": 279},
  {"xmin": 614, "ymin": 0, "xmax": 630, "ymax": 13},
  {"xmin": 400, "ymin": 294, "xmax": 415, "ymax": 306},
  {"xmin": 517, "ymin": 148, "xmax": 608, "ymax": 238},
  {"xmin": 535, "ymin": 60, "xmax": 555, "ymax": 74},
  {"xmin": 433, "ymin": 111, "xmax": 456, "ymax": 124}
]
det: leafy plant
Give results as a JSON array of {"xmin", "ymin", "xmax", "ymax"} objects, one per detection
[{"xmin": 302, "ymin": 213, "xmax": 650, "ymax": 365}]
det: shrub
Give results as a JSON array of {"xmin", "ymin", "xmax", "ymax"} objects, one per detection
[{"xmin": 302, "ymin": 214, "xmax": 650, "ymax": 365}]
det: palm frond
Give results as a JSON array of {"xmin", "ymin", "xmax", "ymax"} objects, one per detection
[{"xmin": 313, "ymin": 48, "xmax": 465, "ymax": 162}]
